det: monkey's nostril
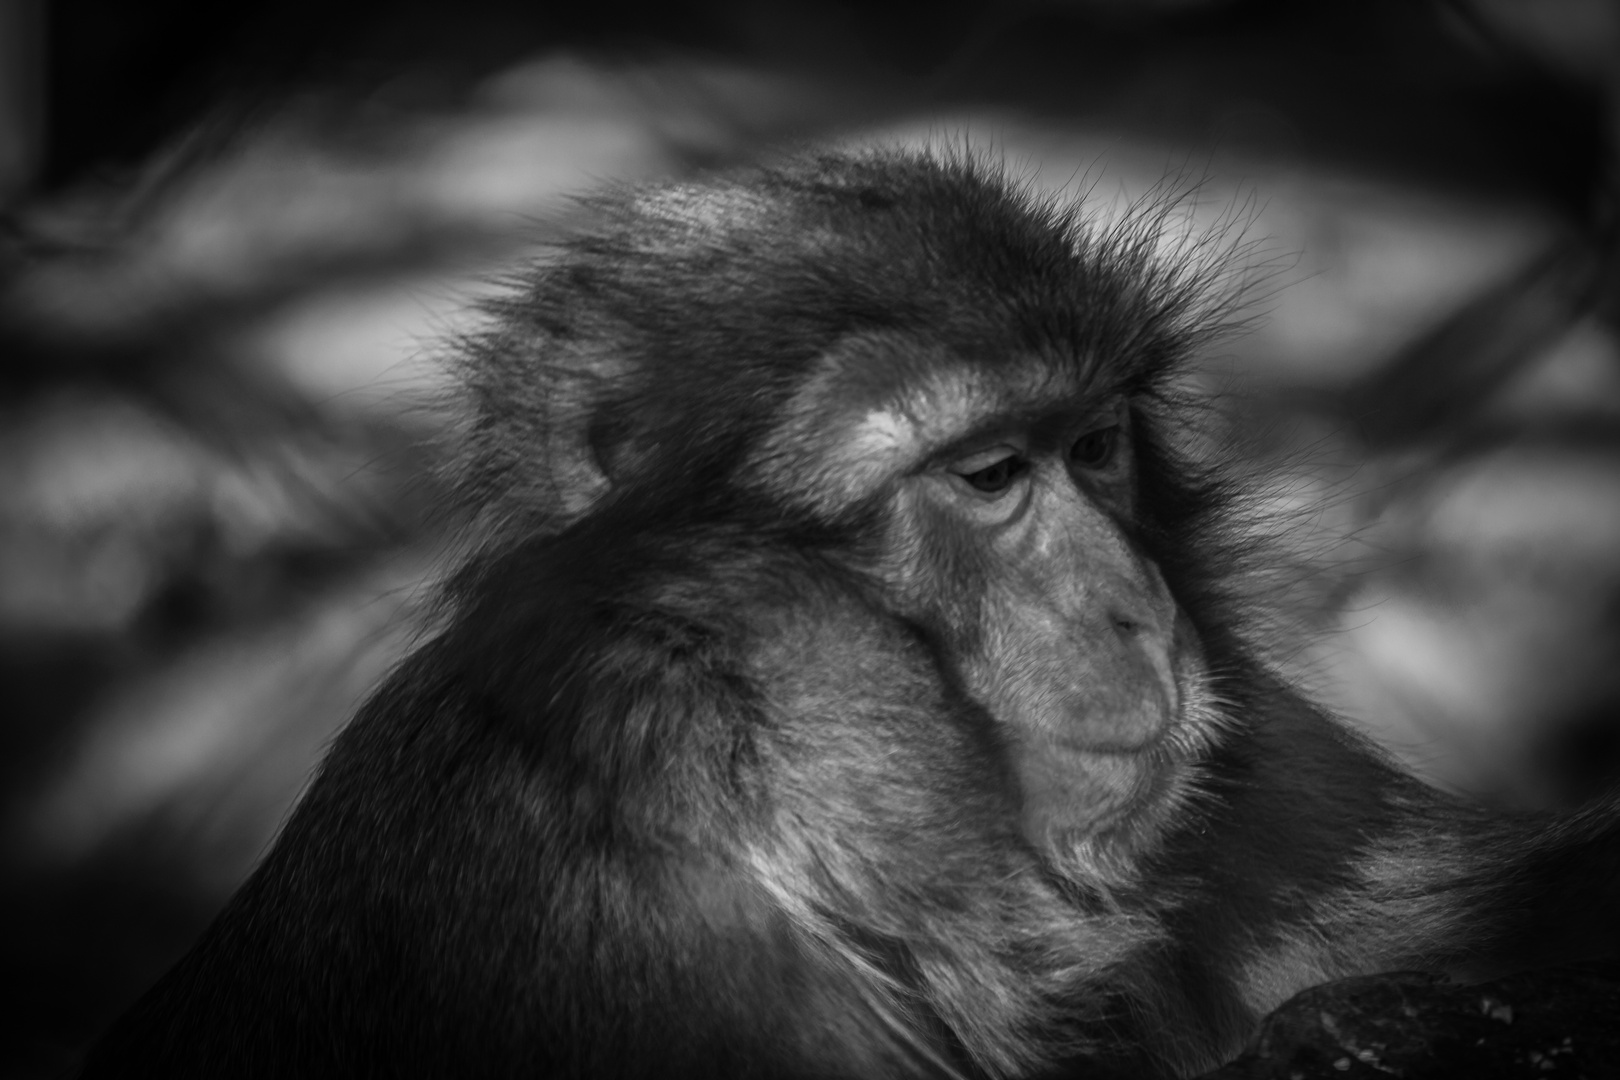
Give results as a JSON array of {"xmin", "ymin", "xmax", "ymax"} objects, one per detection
[{"xmin": 1110, "ymin": 612, "xmax": 1144, "ymax": 637}]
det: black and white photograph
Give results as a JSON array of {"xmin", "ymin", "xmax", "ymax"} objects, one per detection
[{"xmin": 1, "ymin": 1, "xmax": 1618, "ymax": 1076}]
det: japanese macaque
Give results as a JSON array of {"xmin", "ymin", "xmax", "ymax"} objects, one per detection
[{"xmin": 80, "ymin": 149, "xmax": 1620, "ymax": 1079}]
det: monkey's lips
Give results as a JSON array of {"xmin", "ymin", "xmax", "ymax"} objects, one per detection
[
  {"xmin": 1015, "ymin": 736, "xmax": 1182, "ymax": 842},
  {"xmin": 1013, "ymin": 640, "xmax": 1214, "ymax": 848}
]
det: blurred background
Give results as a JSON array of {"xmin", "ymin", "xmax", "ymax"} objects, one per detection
[{"xmin": 0, "ymin": 1, "xmax": 1616, "ymax": 1074}]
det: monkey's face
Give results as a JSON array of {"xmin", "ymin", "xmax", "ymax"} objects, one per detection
[
  {"xmin": 889, "ymin": 395, "xmax": 1216, "ymax": 876},
  {"xmin": 751, "ymin": 337, "xmax": 1218, "ymax": 871}
]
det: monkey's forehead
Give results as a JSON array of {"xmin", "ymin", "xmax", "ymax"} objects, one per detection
[{"xmin": 746, "ymin": 333, "xmax": 1106, "ymax": 512}]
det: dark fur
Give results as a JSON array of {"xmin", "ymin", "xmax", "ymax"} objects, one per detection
[{"xmin": 81, "ymin": 149, "xmax": 1620, "ymax": 1079}]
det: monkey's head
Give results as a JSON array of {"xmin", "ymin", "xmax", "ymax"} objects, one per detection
[
  {"xmin": 455, "ymin": 147, "xmax": 1251, "ymax": 878},
  {"xmin": 754, "ymin": 334, "xmax": 1227, "ymax": 880}
]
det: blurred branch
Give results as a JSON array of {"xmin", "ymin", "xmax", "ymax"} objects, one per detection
[{"xmin": 1338, "ymin": 235, "xmax": 1616, "ymax": 450}]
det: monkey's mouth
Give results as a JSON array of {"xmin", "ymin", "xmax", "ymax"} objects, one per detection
[
  {"xmin": 1013, "ymin": 731, "xmax": 1210, "ymax": 894},
  {"xmin": 1016, "ymin": 733, "xmax": 1188, "ymax": 833},
  {"xmin": 1013, "ymin": 644, "xmax": 1218, "ymax": 860}
]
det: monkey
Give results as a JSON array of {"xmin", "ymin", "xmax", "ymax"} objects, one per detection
[{"xmin": 78, "ymin": 148, "xmax": 1620, "ymax": 1079}]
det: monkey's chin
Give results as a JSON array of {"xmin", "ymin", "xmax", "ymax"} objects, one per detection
[{"xmin": 1014, "ymin": 732, "xmax": 1207, "ymax": 895}]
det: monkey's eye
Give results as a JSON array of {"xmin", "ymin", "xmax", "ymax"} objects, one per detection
[
  {"xmin": 1070, "ymin": 426, "xmax": 1121, "ymax": 470},
  {"xmin": 951, "ymin": 454, "xmax": 1028, "ymax": 496}
]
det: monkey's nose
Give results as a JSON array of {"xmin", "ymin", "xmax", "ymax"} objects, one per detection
[{"xmin": 1107, "ymin": 606, "xmax": 1181, "ymax": 721}]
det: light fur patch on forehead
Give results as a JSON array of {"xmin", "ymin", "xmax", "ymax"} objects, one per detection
[{"xmin": 748, "ymin": 333, "xmax": 1077, "ymax": 514}]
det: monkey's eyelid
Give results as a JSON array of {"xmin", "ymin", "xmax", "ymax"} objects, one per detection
[
  {"xmin": 952, "ymin": 455, "xmax": 1029, "ymax": 495},
  {"xmin": 946, "ymin": 445, "xmax": 1025, "ymax": 475}
]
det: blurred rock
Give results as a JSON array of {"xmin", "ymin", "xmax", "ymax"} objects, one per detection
[{"xmin": 1199, "ymin": 966, "xmax": 1620, "ymax": 1079}]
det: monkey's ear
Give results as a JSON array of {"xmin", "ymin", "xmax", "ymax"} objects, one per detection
[
  {"xmin": 547, "ymin": 407, "xmax": 614, "ymax": 519},
  {"xmin": 536, "ymin": 357, "xmax": 634, "ymax": 522},
  {"xmin": 448, "ymin": 338, "xmax": 624, "ymax": 539}
]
